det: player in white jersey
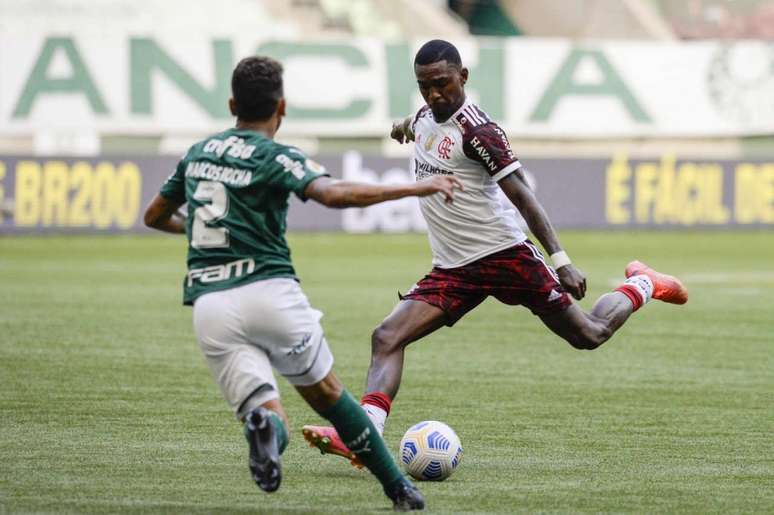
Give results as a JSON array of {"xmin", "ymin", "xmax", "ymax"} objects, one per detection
[
  {"xmin": 144, "ymin": 56, "xmax": 464, "ymax": 511},
  {"xmin": 411, "ymin": 98, "xmax": 527, "ymax": 268},
  {"xmin": 302, "ymin": 40, "xmax": 688, "ymax": 462}
]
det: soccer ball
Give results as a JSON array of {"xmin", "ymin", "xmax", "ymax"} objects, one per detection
[{"xmin": 399, "ymin": 421, "xmax": 462, "ymax": 481}]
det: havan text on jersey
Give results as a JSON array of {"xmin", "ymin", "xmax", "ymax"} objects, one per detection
[{"xmin": 468, "ymin": 126, "xmax": 515, "ymax": 174}]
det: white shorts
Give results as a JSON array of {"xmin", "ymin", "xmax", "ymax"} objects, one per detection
[{"xmin": 192, "ymin": 277, "xmax": 334, "ymax": 418}]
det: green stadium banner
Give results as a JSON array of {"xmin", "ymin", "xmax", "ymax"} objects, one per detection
[
  {"xmin": 1, "ymin": 153, "xmax": 772, "ymax": 233},
  {"xmin": 1, "ymin": 36, "xmax": 774, "ymax": 138}
]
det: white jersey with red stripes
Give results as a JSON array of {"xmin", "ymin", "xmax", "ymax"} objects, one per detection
[{"xmin": 411, "ymin": 98, "xmax": 526, "ymax": 269}]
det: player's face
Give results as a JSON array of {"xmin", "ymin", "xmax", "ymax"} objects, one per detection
[{"xmin": 415, "ymin": 61, "xmax": 468, "ymax": 122}]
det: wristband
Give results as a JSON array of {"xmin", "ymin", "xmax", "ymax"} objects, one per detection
[{"xmin": 550, "ymin": 250, "xmax": 571, "ymax": 269}]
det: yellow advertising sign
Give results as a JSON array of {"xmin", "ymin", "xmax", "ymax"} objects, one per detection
[
  {"xmin": 11, "ymin": 160, "xmax": 142, "ymax": 229},
  {"xmin": 607, "ymin": 155, "xmax": 773, "ymax": 225}
]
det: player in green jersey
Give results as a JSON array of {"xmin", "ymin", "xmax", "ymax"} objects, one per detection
[{"xmin": 143, "ymin": 56, "xmax": 461, "ymax": 511}]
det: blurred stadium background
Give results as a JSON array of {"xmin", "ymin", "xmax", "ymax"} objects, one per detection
[
  {"xmin": 2, "ymin": 1, "xmax": 773, "ymax": 513},
  {"xmin": 1, "ymin": 0, "xmax": 774, "ymax": 231}
]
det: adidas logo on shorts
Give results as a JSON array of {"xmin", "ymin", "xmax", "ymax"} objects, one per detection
[{"xmin": 547, "ymin": 289, "xmax": 563, "ymax": 302}]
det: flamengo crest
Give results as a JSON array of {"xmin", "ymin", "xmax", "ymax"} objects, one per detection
[{"xmin": 437, "ymin": 136, "xmax": 454, "ymax": 159}]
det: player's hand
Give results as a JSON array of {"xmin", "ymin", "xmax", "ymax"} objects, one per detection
[
  {"xmin": 557, "ymin": 264, "xmax": 586, "ymax": 300},
  {"xmin": 391, "ymin": 119, "xmax": 414, "ymax": 144},
  {"xmin": 415, "ymin": 175, "xmax": 464, "ymax": 203}
]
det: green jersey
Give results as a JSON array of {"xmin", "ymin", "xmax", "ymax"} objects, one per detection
[{"xmin": 159, "ymin": 128, "xmax": 328, "ymax": 305}]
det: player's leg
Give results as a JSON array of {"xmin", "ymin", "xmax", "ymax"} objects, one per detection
[
  {"xmin": 350, "ymin": 299, "xmax": 447, "ymax": 438},
  {"xmin": 368, "ymin": 299, "xmax": 448, "ymax": 397},
  {"xmin": 540, "ymin": 261, "xmax": 688, "ymax": 349},
  {"xmin": 242, "ymin": 398, "xmax": 287, "ymax": 493},
  {"xmin": 302, "ymin": 300, "xmax": 452, "ymax": 454},
  {"xmin": 192, "ymin": 287, "xmax": 288, "ymax": 493},
  {"xmin": 540, "ymin": 294, "xmax": 634, "ymax": 349},
  {"xmin": 302, "ymin": 269, "xmax": 483, "ymax": 469},
  {"xmin": 362, "ymin": 266, "xmax": 487, "ymax": 436},
  {"xmin": 489, "ymin": 241, "xmax": 687, "ymax": 349},
  {"xmin": 296, "ymin": 372, "xmax": 425, "ymax": 511},
  {"xmin": 251, "ymin": 278, "xmax": 423, "ymax": 510}
]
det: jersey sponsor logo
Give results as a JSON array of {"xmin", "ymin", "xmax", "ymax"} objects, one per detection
[
  {"xmin": 186, "ymin": 257, "xmax": 256, "ymax": 286},
  {"xmin": 185, "ymin": 161, "xmax": 252, "ymax": 187},
  {"xmin": 493, "ymin": 126, "xmax": 516, "ymax": 161},
  {"xmin": 469, "ymin": 136, "xmax": 499, "ymax": 172},
  {"xmin": 275, "ymin": 154, "xmax": 306, "ymax": 179},
  {"xmin": 287, "ymin": 333, "xmax": 312, "ymax": 355},
  {"xmin": 494, "ymin": 126, "xmax": 512, "ymax": 149},
  {"xmin": 437, "ymin": 136, "xmax": 454, "ymax": 159},
  {"xmin": 414, "ymin": 159, "xmax": 454, "ymax": 180},
  {"xmin": 203, "ymin": 136, "xmax": 256, "ymax": 159},
  {"xmin": 470, "ymin": 129, "xmax": 516, "ymax": 173}
]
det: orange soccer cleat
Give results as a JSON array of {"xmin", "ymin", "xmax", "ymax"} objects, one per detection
[
  {"xmin": 301, "ymin": 425, "xmax": 364, "ymax": 469},
  {"xmin": 625, "ymin": 260, "xmax": 688, "ymax": 305}
]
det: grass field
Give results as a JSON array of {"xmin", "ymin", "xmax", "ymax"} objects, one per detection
[{"xmin": 1, "ymin": 231, "xmax": 773, "ymax": 513}]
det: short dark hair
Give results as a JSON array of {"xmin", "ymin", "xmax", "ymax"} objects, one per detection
[
  {"xmin": 231, "ymin": 56, "xmax": 284, "ymax": 122},
  {"xmin": 414, "ymin": 39, "xmax": 462, "ymax": 68}
]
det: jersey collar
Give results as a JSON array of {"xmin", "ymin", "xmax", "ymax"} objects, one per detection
[{"xmin": 433, "ymin": 96, "xmax": 471, "ymax": 127}]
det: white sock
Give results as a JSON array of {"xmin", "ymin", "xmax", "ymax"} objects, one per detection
[
  {"xmin": 361, "ymin": 403, "xmax": 387, "ymax": 436},
  {"xmin": 623, "ymin": 274, "xmax": 653, "ymax": 305}
]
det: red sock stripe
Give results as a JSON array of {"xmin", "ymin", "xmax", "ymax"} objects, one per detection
[
  {"xmin": 360, "ymin": 392, "xmax": 392, "ymax": 415},
  {"xmin": 616, "ymin": 285, "xmax": 643, "ymax": 312}
]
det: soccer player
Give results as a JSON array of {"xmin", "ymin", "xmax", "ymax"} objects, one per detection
[
  {"xmin": 302, "ymin": 39, "xmax": 688, "ymax": 465},
  {"xmin": 143, "ymin": 55, "xmax": 463, "ymax": 511}
]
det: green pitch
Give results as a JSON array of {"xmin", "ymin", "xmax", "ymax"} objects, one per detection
[{"xmin": 1, "ymin": 231, "xmax": 772, "ymax": 513}]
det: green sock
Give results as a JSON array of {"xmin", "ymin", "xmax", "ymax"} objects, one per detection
[
  {"xmin": 266, "ymin": 411, "xmax": 288, "ymax": 454},
  {"xmin": 321, "ymin": 390, "xmax": 405, "ymax": 490}
]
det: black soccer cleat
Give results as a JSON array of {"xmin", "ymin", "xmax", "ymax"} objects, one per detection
[
  {"xmin": 244, "ymin": 407, "xmax": 282, "ymax": 493},
  {"xmin": 385, "ymin": 480, "xmax": 425, "ymax": 511}
]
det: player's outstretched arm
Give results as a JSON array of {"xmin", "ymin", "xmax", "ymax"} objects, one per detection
[
  {"xmin": 143, "ymin": 194, "xmax": 186, "ymax": 234},
  {"xmin": 304, "ymin": 175, "xmax": 462, "ymax": 208},
  {"xmin": 498, "ymin": 171, "xmax": 586, "ymax": 300},
  {"xmin": 390, "ymin": 116, "xmax": 415, "ymax": 144}
]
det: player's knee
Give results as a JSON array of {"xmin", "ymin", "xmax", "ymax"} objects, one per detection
[
  {"xmin": 566, "ymin": 324, "xmax": 608, "ymax": 350},
  {"xmin": 567, "ymin": 335, "xmax": 598, "ymax": 350},
  {"xmin": 295, "ymin": 371, "xmax": 344, "ymax": 413},
  {"xmin": 371, "ymin": 324, "xmax": 402, "ymax": 356}
]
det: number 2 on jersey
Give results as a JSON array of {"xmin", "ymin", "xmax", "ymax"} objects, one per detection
[{"xmin": 191, "ymin": 181, "xmax": 229, "ymax": 248}]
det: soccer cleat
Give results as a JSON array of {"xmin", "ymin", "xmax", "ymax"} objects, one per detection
[
  {"xmin": 385, "ymin": 480, "xmax": 425, "ymax": 512},
  {"xmin": 625, "ymin": 260, "xmax": 688, "ymax": 305},
  {"xmin": 301, "ymin": 425, "xmax": 364, "ymax": 469},
  {"xmin": 244, "ymin": 407, "xmax": 282, "ymax": 493}
]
